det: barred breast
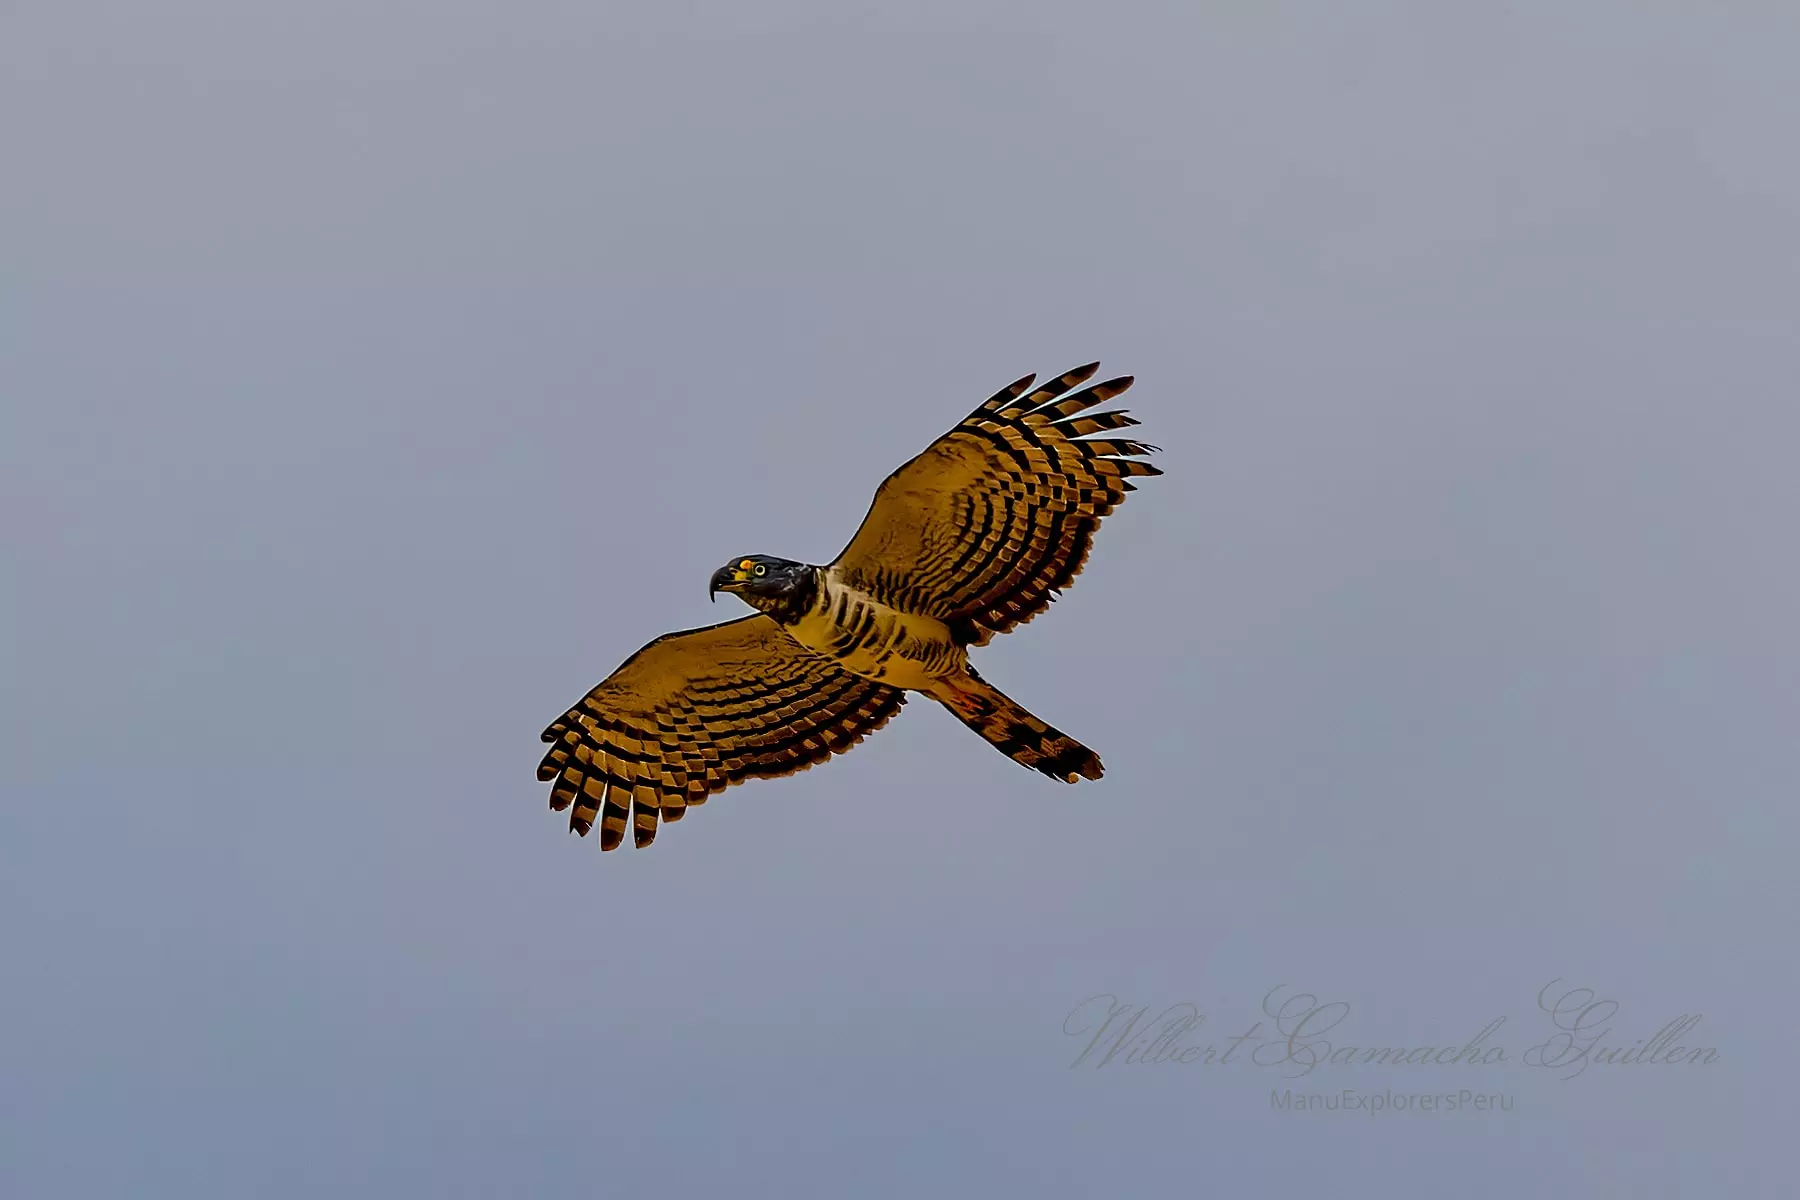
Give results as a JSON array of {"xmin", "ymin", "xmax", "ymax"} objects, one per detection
[{"xmin": 787, "ymin": 570, "xmax": 964, "ymax": 691}]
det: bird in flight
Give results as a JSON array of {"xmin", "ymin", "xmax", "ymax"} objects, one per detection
[{"xmin": 538, "ymin": 363, "xmax": 1160, "ymax": 850}]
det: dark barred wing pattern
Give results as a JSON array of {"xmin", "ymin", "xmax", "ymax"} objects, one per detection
[
  {"xmin": 538, "ymin": 615, "xmax": 906, "ymax": 850},
  {"xmin": 830, "ymin": 363, "xmax": 1160, "ymax": 643}
]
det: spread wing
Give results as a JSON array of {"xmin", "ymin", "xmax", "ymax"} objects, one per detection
[
  {"xmin": 537, "ymin": 615, "xmax": 906, "ymax": 851},
  {"xmin": 830, "ymin": 363, "xmax": 1160, "ymax": 643}
]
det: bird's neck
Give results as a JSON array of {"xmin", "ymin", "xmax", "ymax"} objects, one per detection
[{"xmin": 753, "ymin": 563, "xmax": 821, "ymax": 626}]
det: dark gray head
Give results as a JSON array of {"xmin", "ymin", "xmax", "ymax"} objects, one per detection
[{"xmin": 708, "ymin": 555, "xmax": 816, "ymax": 620}]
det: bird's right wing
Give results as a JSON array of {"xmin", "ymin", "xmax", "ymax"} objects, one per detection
[
  {"xmin": 538, "ymin": 615, "xmax": 906, "ymax": 850},
  {"xmin": 829, "ymin": 363, "xmax": 1160, "ymax": 644}
]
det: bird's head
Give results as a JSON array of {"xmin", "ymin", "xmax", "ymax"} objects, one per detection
[{"xmin": 709, "ymin": 555, "xmax": 815, "ymax": 616}]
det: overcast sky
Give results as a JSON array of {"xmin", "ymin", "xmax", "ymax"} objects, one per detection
[{"xmin": 4, "ymin": 2, "xmax": 1797, "ymax": 1196}]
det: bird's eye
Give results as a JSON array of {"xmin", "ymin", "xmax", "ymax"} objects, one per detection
[{"xmin": 754, "ymin": 564, "xmax": 767, "ymax": 576}]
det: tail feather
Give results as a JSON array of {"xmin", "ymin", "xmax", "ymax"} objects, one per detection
[{"xmin": 930, "ymin": 669, "xmax": 1103, "ymax": 783}]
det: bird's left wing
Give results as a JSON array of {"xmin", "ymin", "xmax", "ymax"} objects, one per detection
[
  {"xmin": 830, "ymin": 363, "xmax": 1160, "ymax": 643},
  {"xmin": 538, "ymin": 614, "xmax": 906, "ymax": 850}
]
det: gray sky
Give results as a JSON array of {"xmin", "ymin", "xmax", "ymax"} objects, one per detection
[{"xmin": 4, "ymin": 2, "xmax": 1797, "ymax": 1196}]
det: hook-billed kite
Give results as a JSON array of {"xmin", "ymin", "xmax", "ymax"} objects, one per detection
[{"xmin": 537, "ymin": 363, "xmax": 1161, "ymax": 850}]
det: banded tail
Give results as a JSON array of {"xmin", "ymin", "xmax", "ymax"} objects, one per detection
[{"xmin": 929, "ymin": 667, "xmax": 1104, "ymax": 783}]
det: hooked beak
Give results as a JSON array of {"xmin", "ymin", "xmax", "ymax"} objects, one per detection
[{"xmin": 709, "ymin": 562, "xmax": 749, "ymax": 602}]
